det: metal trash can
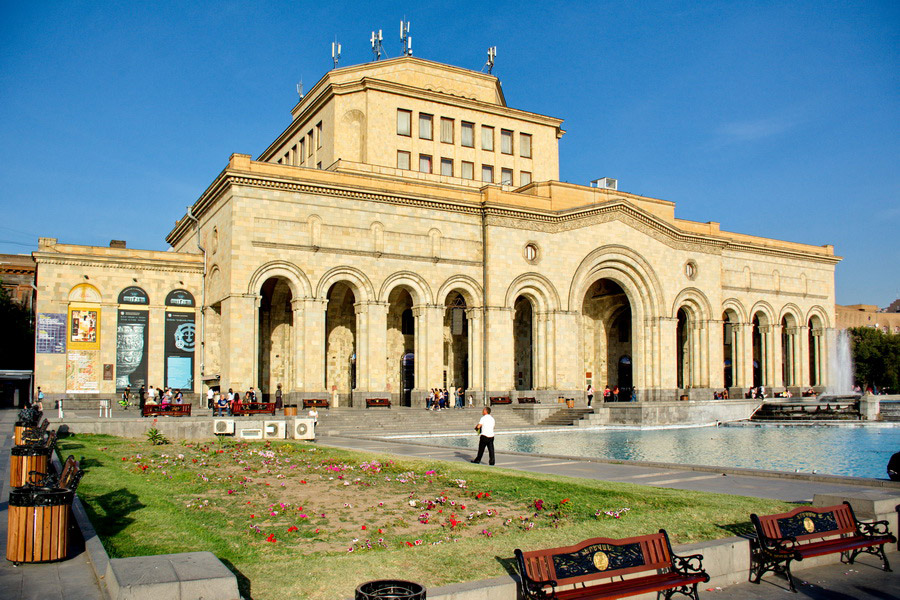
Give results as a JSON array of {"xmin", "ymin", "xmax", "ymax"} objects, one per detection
[
  {"xmin": 10, "ymin": 445, "xmax": 52, "ymax": 487},
  {"xmin": 6, "ymin": 486, "xmax": 74, "ymax": 564},
  {"xmin": 355, "ymin": 580, "xmax": 426, "ymax": 600}
]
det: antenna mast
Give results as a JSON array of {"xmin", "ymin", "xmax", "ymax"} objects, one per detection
[
  {"xmin": 484, "ymin": 46, "xmax": 497, "ymax": 74},
  {"xmin": 370, "ymin": 29, "xmax": 384, "ymax": 60},
  {"xmin": 400, "ymin": 20, "xmax": 412, "ymax": 56},
  {"xmin": 331, "ymin": 40, "xmax": 342, "ymax": 69}
]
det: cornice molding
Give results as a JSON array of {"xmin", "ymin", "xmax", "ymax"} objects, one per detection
[
  {"xmin": 251, "ymin": 240, "xmax": 481, "ymax": 268},
  {"xmin": 34, "ymin": 254, "xmax": 203, "ymax": 274}
]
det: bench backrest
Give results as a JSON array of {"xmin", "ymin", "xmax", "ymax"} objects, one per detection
[
  {"xmin": 519, "ymin": 531, "xmax": 673, "ymax": 587},
  {"xmin": 58, "ymin": 455, "xmax": 79, "ymax": 488},
  {"xmin": 753, "ymin": 503, "xmax": 857, "ymax": 543}
]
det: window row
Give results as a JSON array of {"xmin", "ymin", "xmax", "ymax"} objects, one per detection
[
  {"xmin": 397, "ymin": 152, "xmax": 532, "ymax": 186},
  {"xmin": 397, "ymin": 109, "xmax": 532, "ymax": 158},
  {"xmin": 278, "ymin": 121, "xmax": 324, "ymax": 168}
]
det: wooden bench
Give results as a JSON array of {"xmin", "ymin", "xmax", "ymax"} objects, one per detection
[
  {"xmin": 515, "ymin": 530, "xmax": 709, "ymax": 600},
  {"xmin": 303, "ymin": 398, "xmax": 330, "ymax": 410},
  {"xmin": 365, "ymin": 398, "xmax": 391, "ymax": 408},
  {"xmin": 518, "ymin": 397, "xmax": 538, "ymax": 404},
  {"xmin": 750, "ymin": 502, "xmax": 896, "ymax": 592},
  {"xmin": 142, "ymin": 404, "xmax": 192, "ymax": 417},
  {"xmin": 490, "ymin": 396, "xmax": 512, "ymax": 406},
  {"xmin": 232, "ymin": 402, "xmax": 277, "ymax": 416},
  {"xmin": 28, "ymin": 455, "xmax": 82, "ymax": 490},
  {"xmin": 17, "ymin": 418, "xmax": 49, "ymax": 446}
]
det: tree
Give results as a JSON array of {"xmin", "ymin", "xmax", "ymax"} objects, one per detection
[
  {"xmin": 0, "ymin": 282, "xmax": 34, "ymax": 370},
  {"xmin": 849, "ymin": 326, "xmax": 900, "ymax": 393}
]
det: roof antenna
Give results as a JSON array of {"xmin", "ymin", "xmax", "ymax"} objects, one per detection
[
  {"xmin": 370, "ymin": 29, "xmax": 384, "ymax": 60},
  {"xmin": 400, "ymin": 20, "xmax": 412, "ymax": 56},
  {"xmin": 483, "ymin": 46, "xmax": 497, "ymax": 74},
  {"xmin": 331, "ymin": 39, "xmax": 342, "ymax": 69},
  {"xmin": 296, "ymin": 78, "xmax": 304, "ymax": 100}
]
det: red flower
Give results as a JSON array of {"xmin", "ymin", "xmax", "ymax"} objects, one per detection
[
  {"xmin": 250, "ymin": 514, "xmax": 255, "ymax": 518},
  {"xmin": 361, "ymin": 525, "xmax": 367, "ymax": 530},
  {"xmin": 266, "ymin": 534, "xmax": 277, "ymax": 543},
  {"xmin": 287, "ymin": 526, "xmax": 299, "ymax": 533}
]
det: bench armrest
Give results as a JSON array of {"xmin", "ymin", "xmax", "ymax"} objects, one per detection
[
  {"xmin": 758, "ymin": 534, "xmax": 799, "ymax": 555},
  {"xmin": 514, "ymin": 549, "xmax": 557, "ymax": 600},
  {"xmin": 856, "ymin": 519, "xmax": 895, "ymax": 539},
  {"xmin": 671, "ymin": 552, "xmax": 708, "ymax": 577}
]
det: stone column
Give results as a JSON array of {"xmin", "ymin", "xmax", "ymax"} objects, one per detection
[
  {"xmin": 298, "ymin": 298, "xmax": 327, "ymax": 393},
  {"xmin": 364, "ymin": 302, "xmax": 388, "ymax": 392},
  {"xmin": 707, "ymin": 319, "xmax": 724, "ymax": 389},
  {"xmin": 738, "ymin": 322, "xmax": 754, "ymax": 388},
  {"xmin": 545, "ymin": 311, "xmax": 557, "ymax": 390},
  {"xmin": 484, "ymin": 307, "xmax": 514, "ymax": 392},
  {"xmin": 765, "ymin": 325, "xmax": 778, "ymax": 388},
  {"xmin": 413, "ymin": 304, "xmax": 444, "ymax": 390},
  {"xmin": 811, "ymin": 328, "xmax": 823, "ymax": 386},
  {"xmin": 534, "ymin": 312, "xmax": 548, "ymax": 389},
  {"xmin": 690, "ymin": 321, "xmax": 702, "ymax": 388},
  {"xmin": 657, "ymin": 317, "xmax": 677, "ymax": 391},
  {"xmin": 220, "ymin": 294, "xmax": 258, "ymax": 391},
  {"xmin": 465, "ymin": 307, "xmax": 483, "ymax": 392},
  {"xmin": 353, "ymin": 302, "xmax": 370, "ymax": 391}
]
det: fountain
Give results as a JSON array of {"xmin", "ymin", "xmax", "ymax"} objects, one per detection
[{"xmin": 825, "ymin": 328, "xmax": 856, "ymax": 396}]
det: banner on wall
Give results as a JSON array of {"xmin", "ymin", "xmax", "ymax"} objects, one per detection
[
  {"xmin": 165, "ymin": 311, "xmax": 195, "ymax": 390},
  {"xmin": 66, "ymin": 350, "xmax": 100, "ymax": 393},
  {"xmin": 37, "ymin": 313, "xmax": 67, "ymax": 353},
  {"xmin": 69, "ymin": 308, "xmax": 99, "ymax": 344},
  {"xmin": 116, "ymin": 309, "xmax": 149, "ymax": 391}
]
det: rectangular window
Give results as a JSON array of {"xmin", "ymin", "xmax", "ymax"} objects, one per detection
[
  {"xmin": 440, "ymin": 117, "xmax": 454, "ymax": 143},
  {"xmin": 419, "ymin": 154, "xmax": 432, "ymax": 174},
  {"xmin": 440, "ymin": 158, "xmax": 453, "ymax": 177},
  {"xmin": 316, "ymin": 122, "xmax": 323, "ymax": 148},
  {"xmin": 419, "ymin": 113, "xmax": 433, "ymax": 140},
  {"xmin": 501, "ymin": 129, "xmax": 513, "ymax": 154},
  {"xmin": 520, "ymin": 171, "xmax": 532, "ymax": 186},
  {"xmin": 397, "ymin": 150, "xmax": 411, "ymax": 170},
  {"xmin": 277, "ymin": 157, "xmax": 283, "ymax": 164},
  {"xmin": 501, "ymin": 168, "xmax": 513, "ymax": 185},
  {"xmin": 397, "ymin": 109, "xmax": 412, "ymax": 136},
  {"xmin": 316, "ymin": 161, "xmax": 322, "ymax": 169},
  {"xmin": 299, "ymin": 138, "xmax": 306, "ymax": 163},
  {"xmin": 307, "ymin": 132, "xmax": 314, "ymax": 156},
  {"xmin": 461, "ymin": 161, "xmax": 474, "ymax": 180},
  {"xmin": 290, "ymin": 144, "xmax": 298, "ymax": 165},
  {"xmin": 481, "ymin": 126, "xmax": 494, "ymax": 151},
  {"xmin": 520, "ymin": 133, "xmax": 532, "ymax": 158},
  {"xmin": 461, "ymin": 122, "xmax": 474, "ymax": 147},
  {"xmin": 482, "ymin": 164, "xmax": 493, "ymax": 183}
]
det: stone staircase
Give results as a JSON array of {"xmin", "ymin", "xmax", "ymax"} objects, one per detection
[
  {"xmin": 750, "ymin": 398, "xmax": 861, "ymax": 421},
  {"xmin": 315, "ymin": 406, "xmax": 535, "ymax": 437},
  {"xmin": 538, "ymin": 408, "xmax": 595, "ymax": 427}
]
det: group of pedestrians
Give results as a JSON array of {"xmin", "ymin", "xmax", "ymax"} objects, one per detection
[
  {"xmin": 124, "ymin": 385, "xmax": 184, "ymax": 411},
  {"xmin": 425, "ymin": 387, "xmax": 466, "ymax": 410},
  {"xmin": 586, "ymin": 384, "xmax": 637, "ymax": 407},
  {"xmin": 209, "ymin": 387, "xmax": 259, "ymax": 416}
]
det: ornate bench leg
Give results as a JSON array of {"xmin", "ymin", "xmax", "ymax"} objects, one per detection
[
  {"xmin": 848, "ymin": 545, "xmax": 892, "ymax": 572},
  {"xmin": 659, "ymin": 583, "xmax": 701, "ymax": 600}
]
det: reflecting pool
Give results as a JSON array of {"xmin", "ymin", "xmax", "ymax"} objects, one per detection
[{"xmin": 408, "ymin": 425, "xmax": 900, "ymax": 479}]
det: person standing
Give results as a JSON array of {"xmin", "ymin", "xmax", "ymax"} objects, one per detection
[
  {"xmin": 207, "ymin": 387, "xmax": 214, "ymax": 410},
  {"xmin": 470, "ymin": 407, "xmax": 496, "ymax": 465},
  {"xmin": 456, "ymin": 387, "xmax": 464, "ymax": 409},
  {"xmin": 35, "ymin": 387, "xmax": 44, "ymax": 411},
  {"xmin": 275, "ymin": 383, "xmax": 283, "ymax": 409},
  {"xmin": 586, "ymin": 384, "xmax": 594, "ymax": 407},
  {"xmin": 139, "ymin": 385, "xmax": 147, "ymax": 411}
]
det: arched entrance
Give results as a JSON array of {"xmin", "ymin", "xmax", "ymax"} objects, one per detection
[
  {"xmin": 675, "ymin": 307, "xmax": 693, "ymax": 389},
  {"xmin": 513, "ymin": 295, "xmax": 534, "ymax": 390},
  {"xmin": 444, "ymin": 291, "xmax": 468, "ymax": 391},
  {"xmin": 582, "ymin": 279, "xmax": 633, "ymax": 393},
  {"xmin": 325, "ymin": 282, "xmax": 356, "ymax": 403},
  {"xmin": 722, "ymin": 309, "xmax": 739, "ymax": 389},
  {"xmin": 386, "ymin": 287, "xmax": 415, "ymax": 405},
  {"xmin": 808, "ymin": 315, "xmax": 824, "ymax": 386},
  {"xmin": 258, "ymin": 277, "xmax": 293, "ymax": 400},
  {"xmin": 752, "ymin": 313, "xmax": 769, "ymax": 387},
  {"xmin": 781, "ymin": 314, "xmax": 797, "ymax": 387}
]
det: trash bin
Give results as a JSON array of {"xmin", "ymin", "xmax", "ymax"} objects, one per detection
[
  {"xmin": 355, "ymin": 580, "xmax": 426, "ymax": 600},
  {"xmin": 6, "ymin": 486, "xmax": 74, "ymax": 564},
  {"xmin": 284, "ymin": 405, "xmax": 298, "ymax": 416},
  {"xmin": 10, "ymin": 445, "xmax": 52, "ymax": 487},
  {"xmin": 566, "ymin": 398, "xmax": 575, "ymax": 408}
]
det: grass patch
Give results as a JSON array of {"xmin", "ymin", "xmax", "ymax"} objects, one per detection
[{"xmin": 60, "ymin": 434, "xmax": 792, "ymax": 599}]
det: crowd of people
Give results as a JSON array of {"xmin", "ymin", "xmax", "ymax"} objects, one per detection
[
  {"xmin": 425, "ymin": 387, "xmax": 466, "ymax": 410},
  {"xmin": 207, "ymin": 387, "xmax": 260, "ymax": 416},
  {"xmin": 586, "ymin": 384, "xmax": 637, "ymax": 406},
  {"xmin": 121, "ymin": 385, "xmax": 186, "ymax": 411}
]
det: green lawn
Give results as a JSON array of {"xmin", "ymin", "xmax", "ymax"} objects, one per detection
[{"xmin": 59, "ymin": 433, "xmax": 793, "ymax": 600}]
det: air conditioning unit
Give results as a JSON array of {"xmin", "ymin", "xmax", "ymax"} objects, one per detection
[
  {"xmin": 292, "ymin": 418, "xmax": 315, "ymax": 440},
  {"xmin": 239, "ymin": 428, "xmax": 263, "ymax": 439},
  {"xmin": 213, "ymin": 419, "xmax": 235, "ymax": 435},
  {"xmin": 590, "ymin": 177, "xmax": 618, "ymax": 191},
  {"xmin": 264, "ymin": 420, "xmax": 286, "ymax": 440}
]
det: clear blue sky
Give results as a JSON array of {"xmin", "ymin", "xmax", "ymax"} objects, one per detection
[{"xmin": 1, "ymin": 1, "xmax": 897, "ymax": 306}]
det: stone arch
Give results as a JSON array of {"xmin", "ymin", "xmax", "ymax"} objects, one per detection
[
  {"xmin": 340, "ymin": 109, "xmax": 367, "ymax": 163},
  {"xmin": 315, "ymin": 266, "xmax": 374, "ymax": 302},
  {"xmin": 379, "ymin": 271, "xmax": 433, "ymax": 306},
  {"xmin": 68, "ymin": 283, "xmax": 102, "ymax": 303},
  {"xmin": 568, "ymin": 245, "xmax": 664, "ymax": 318},
  {"xmin": 247, "ymin": 261, "xmax": 312, "ymax": 299},
  {"xmin": 206, "ymin": 264, "xmax": 224, "ymax": 305},
  {"xmin": 805, "ymin": 305, "xmax": 831, "ymax": 329},
  {"xmin": 436, "ymin": 275, "xmax": 483, "ymax": 307},
  {"xmin": 504, "ymin": 273, "xmax": 560, "ymax": 313},
  {"xmin": 779, "ymin": 303, "xmax": 803, "ymax": 327},
  {"xmin": 671, "ymin": 287, "xmax": 713, "ymax": 321},
  {"xmin": 749, "ymin": 300, "xmax": 776, "ymax": 326},
  {"xmin": 722, "ymin": 298, "xmax": 748, "ymax": 323}
]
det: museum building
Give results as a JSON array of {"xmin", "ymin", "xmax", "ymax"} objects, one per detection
[{"xmin": 32, "ymin": 56, "xmax": 840, "ymax": 406}]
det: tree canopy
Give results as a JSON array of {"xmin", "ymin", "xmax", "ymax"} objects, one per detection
[{"xmin": 850, "ymin": 326, "xmax": 900, "ymax": 393}]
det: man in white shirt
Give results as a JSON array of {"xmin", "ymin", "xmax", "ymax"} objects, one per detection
[{"xmin": 471, "ymin": 407, "xmax": 496, "ymax": 465}]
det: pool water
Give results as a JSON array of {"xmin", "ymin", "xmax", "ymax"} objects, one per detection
[{"xmin": 413, "ymin": 425, "xmax": 900, "ymax": 479}]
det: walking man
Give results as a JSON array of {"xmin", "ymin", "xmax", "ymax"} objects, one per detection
[{"xmin": 470, "ymin": 407, "xmax": 496, "ymax": 465}]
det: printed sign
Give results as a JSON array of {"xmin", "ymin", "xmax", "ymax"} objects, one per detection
[
  {"xmin": 116, "ymin": 309, "xmax": 149, "ymax": 391},
  {"xmin": 66, "ymin": 350, "xmax": 100, "ymax": 393},
  {"xmin": 165, "ymin": 289, "xmax": 195, "ymax": 307},
  {"xmin": 36, "ymin": 313, "xmax": 67, "ymax": 353},
  {"xmin": 164, "ymin": 311, "xmax": 195, "ymax": 389},
  {"xmin": 118, "ymin": 286, "xmax": 149, "ymax": 305},
  {"xmin": 70, "ymin": 309, "xmax": 98, "ymax": 343}
]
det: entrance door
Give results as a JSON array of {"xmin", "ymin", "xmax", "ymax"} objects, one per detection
[
  {"xmin": 401, "ymin": 353, "xmax": 415, "ymax": 407},
  {"xmin": 617, "ymin": 355, "xmax": 633, "ymax": 398}
]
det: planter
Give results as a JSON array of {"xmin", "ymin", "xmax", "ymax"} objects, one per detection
[
  {"xmin": 283, "ymin": 406, "xmax": 298, "ymax": 416},
  {"xmin": 565, "ymin": 399, "xmax": 575, "ymax": 408},
  {"xmin": 356, "ymin": 580, "xmax": 425, "ymax": 600}
]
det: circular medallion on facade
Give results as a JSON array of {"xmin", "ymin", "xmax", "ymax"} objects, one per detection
[
  {"xmin": 803, "ymin": 517, "xmax": 815, "ymax": 533},
  {"xmin": 524, "ymin": 243, "xmax": 540, "ymax": 264},
  {"xmin": 684, "ymin": 260, "xmax": 698, "ymax": 280},
  {"xmin": 592, "ymin": 551, "xmax": 610, "ymax": 571},
  {"xmin": 174, "ymin": 323, "xmax": 196, "ymax": 351}
]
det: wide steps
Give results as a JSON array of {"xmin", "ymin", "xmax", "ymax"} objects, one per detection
[{"xmin": 539, "ymin": 408, "xmax": 594, "ymax": 426}]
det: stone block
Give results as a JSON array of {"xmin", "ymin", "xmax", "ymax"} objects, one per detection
[{"xmin": 105, "ymin": 551, "xmax": 239, "ymax": 600}]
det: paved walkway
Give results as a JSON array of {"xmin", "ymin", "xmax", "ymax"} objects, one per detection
[
  {"xmin": 0, "ymin": 410, "xmax": 105, "ymax": 600},
  {"xmin": 319, "ymin": 434, "xmax": 897, "ymax": 503}
]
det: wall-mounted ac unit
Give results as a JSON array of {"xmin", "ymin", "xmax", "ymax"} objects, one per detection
[
  {"xmin": 264, "ymin": 420, "xmax": 286, "ymax": 440},
  {"xmin": 239, "ymin": 428, "xmax": 263, "ymax": 439},
  {"xmin": 292, "ymin": 418, "xmax": 315, "ymax": 440},
  {"xmin": 213, "ymin": 419, "xmax": 235, "ymax": 435}
]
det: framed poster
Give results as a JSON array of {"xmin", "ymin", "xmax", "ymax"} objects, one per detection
[
  {"xmin": 116, "ymin": 309, "xmax": 149, "ymax": 391},
  {"xmin": 37, "ymin": 313, "xmax": 67, "ymax": 353},
  {"xmin": 66, "ymin": 350, "xmax": 100, "ymax": 393},
  {"xmin": 164, "ymin": 311, "xmax": 195, "ymax": 389},
  {"xmin": 69, "ymin": 308, "xmax": 99, "ymax": 344}
]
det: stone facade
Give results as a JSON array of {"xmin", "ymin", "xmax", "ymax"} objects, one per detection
[
  {"xmin": 33, "ymin": 56, "xmax": 840, "ymax": 406},
  {"xmin": 836, "ymin": 303, "xmax": 900, "ymax": 334}
]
